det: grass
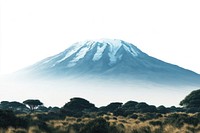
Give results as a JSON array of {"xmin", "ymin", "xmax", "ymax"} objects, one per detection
[{"xmin": 1, "ymin": 112, "xmax": 200, "ymax": 133}]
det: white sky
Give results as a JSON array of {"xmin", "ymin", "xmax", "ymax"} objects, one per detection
[{"xmin": 1, "ymin": 0, "xmax": 200, "ymax": 75}]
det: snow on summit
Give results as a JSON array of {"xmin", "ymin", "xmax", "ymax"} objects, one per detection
[
  {"xmin": 92, "ymin": 43, "xmax": 107, "ymax": 61},
  {"xmin": 94, "ymin": 39, "xmax": 140, "ymax": 57},
  {"xmin": 54, "ymin": 39, "xmax": 142, "ymax": 67}
]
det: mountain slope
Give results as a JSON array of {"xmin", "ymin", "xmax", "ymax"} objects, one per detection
[{"xmin": 18, "ymin": 39, "xmax": 200, "ymax": 86}]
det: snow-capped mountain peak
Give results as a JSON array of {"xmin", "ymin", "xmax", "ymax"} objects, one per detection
[
  {"xmin": 54, "ymin": 39, "xmax": 142, "ymax": 67},
  {"xmin": 93, "ymin": 38, "xmax": 141, "ymax": 57},
  {"xmin": 20, "ymin": 39, "xmax": 200, "ymax": 87}
]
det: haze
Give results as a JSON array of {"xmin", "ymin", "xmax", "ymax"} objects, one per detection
[{"xmin": 0, "ymin": 76, "xmax": 194, "ymax": 107}]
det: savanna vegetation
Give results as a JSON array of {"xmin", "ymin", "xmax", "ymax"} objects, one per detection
[{"xmin": 0, "ymin": 89, "xmax": 200, "ymax": 133}]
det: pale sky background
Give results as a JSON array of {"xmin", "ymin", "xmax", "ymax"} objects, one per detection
[{"xmin": 1, "ymin": 0, "xmax": 200, "ymax": 75}]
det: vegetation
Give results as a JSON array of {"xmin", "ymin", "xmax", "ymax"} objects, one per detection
[
  {"xmin": 0, "ymin": 89, "xmax": 200, "ymax": 132},
  {"xmin": 0, "ymin": 111, "xmax": 200, "ymax": 133},
  {"xmin": 23, "ymin": 99, "xmax": 43, "ymax": 112},
  {"xmin": 180, "ymin": 89, "xmax": 200, "ymax": 113},
  {"xmin": 0, "ymin": 101, "xmax": 29, "ymax": 113}
]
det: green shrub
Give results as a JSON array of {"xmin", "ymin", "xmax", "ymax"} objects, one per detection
[
  {"xmin": 132, "ymin": 126, "xmax": 151, "ymax": 133},
  {"xmin": 80, "ymin": 118, "xmax": 109, "ymax": 133},
  {"xmin": 164, "ymin": 113, "xmax": 199, "ymax": 128},
  {"xmin": 149, "ymin": 120, "xmax": 163, "ymax": 126},
  {"xmin": 0, "ymin": 110, "xmax": 28, "ymax": 129},
  {"xmin": 128, "ymin": 114, "xmax": 138, "ymax": 119}
]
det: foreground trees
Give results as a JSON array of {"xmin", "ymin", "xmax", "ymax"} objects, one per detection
[
  {"xmin": 180, "ymin": 89, "xmax": 200, "ymax": 108},
  {"xmin": 1, "ymin": 89, "xmax": 200, "ymax": 132},
  {"xmin": 180, "ymin": 89, "xmax": 200, "ymax": 112}
]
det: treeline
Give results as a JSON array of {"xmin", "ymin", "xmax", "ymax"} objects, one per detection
[
  {"xmin": 1, "ymin": 89, "xmax": 200, "ymax": 115},
  {"xmin": 0, "ymin": 97, "xmax": 187, "ymax": 116}
]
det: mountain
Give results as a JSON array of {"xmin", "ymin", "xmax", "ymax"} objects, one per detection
[{"xmin": 18, "ymin": 39, "xmax": 200, "ymax": 86}]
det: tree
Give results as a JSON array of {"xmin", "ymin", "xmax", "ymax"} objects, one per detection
[
  {"xmin": 99, "ymin": 102, "xmax": 123, "ymax": 112},
  {"xmin": 62, "ymin": 97, "xmax": 97, "ymax": 117},
  {"xmin": 122, "ymin": 101, "xmax": 138, "ymax": 110},
  {"xmin": 180, "ymin": 89, "xmax": 200, "ymax": 108},
  {"xmin": 135, "ymin": 102, "xmax": 157, "ymax": 113},
  {"xmin": 63, "ymin": 97, "xmax": 95, "ymax": 112},
  {"xmin": 0, "ymin": 101, "xmax": 28, "ymax": 113},
  {"xmin": 23, "ymin": 99, "xmax": 43, "ymax": 112},
  {"xmin": 157, "ymin": 105, "xmax": 169, "ymax": 114}
]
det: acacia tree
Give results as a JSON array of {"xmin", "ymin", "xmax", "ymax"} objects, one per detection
[{"xmin": 23, "ymin": 99, "xmax": 43, "ymax": 112}]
